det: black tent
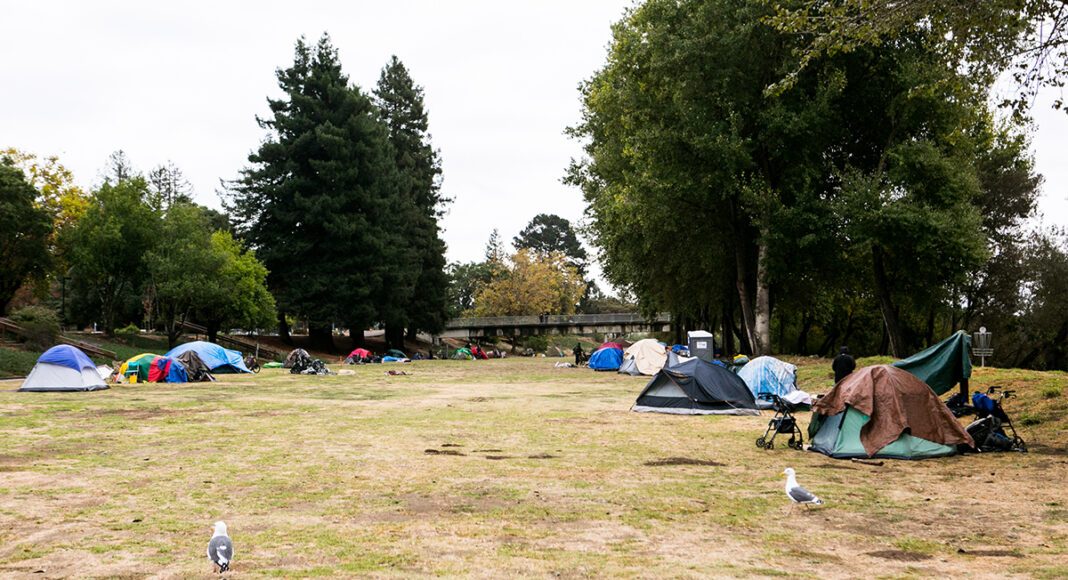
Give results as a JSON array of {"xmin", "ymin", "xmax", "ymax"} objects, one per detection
[{"xmin": 632, "ymin": 358, "xmax": 760, "ymax": 415}]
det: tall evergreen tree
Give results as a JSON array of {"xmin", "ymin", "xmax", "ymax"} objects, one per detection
[
  {"xmin": 374, "ymin": 56, "xmax": 450, "ymax": 345},
  {"xmin": 228, "ymin": 34, "xmax": 403, "ymax": 351}
]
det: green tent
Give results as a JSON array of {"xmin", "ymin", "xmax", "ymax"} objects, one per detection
[{"xmin": 891, "ymin": 331, "xmax": 972, "ymax": 395}]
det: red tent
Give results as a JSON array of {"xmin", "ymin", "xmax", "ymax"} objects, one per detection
[
  {"xmin": 348, "ymin": 348, "xmax": 372, "ymax": 359},
  {"xmin": 599, "ymin": 342, "xmax": 623, "ymax": 351},
  {"xmin": 147, "ymin": 356, "xmax": 167, "ymax": 382}
]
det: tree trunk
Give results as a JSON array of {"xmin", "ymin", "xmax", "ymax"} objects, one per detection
[
  {"xmin": 751, "ymin": 240, "xmax": 772, "ymax": 356},
  {"xmin": 349, "ymin": 326, "xmax": 365, "ymax": 349},
  {"xmin": 385, "ymin": 324, "xmax": 405, "ymax": 351},
  {"xmin": 872, "ymin": 245, "xmax": 906, "ymax": 357},
  {"xmin": 206, "ymin": 319, "xmax": 220, "ymax": 344},
  {"xmin": 308, "ymin": 323, "xmax": 334, "ymax": 353},
  {"xmin": 277, "ymin": 311, "xmax": 292, "ymax": 346},
  {"xmin": 925, "ymin": 307, "xmax": 936, "ymax": 347},
  {"xmin": 735, "ymin": 251, "xmax": 757, "ymax": 355},
  {"xmin": 721, "ymin": 303, "xmax": 735, "ymax": 357},
  {"xmin": 796, "ymin": 311, "xmax": 813, "ymax": 355}
]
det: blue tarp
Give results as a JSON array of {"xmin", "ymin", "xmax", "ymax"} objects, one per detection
[
  {"xmin": 165, "ymin": 341, "xmax": 251, "ymax": 373},
  {"xmin": 589, "ymin": 346, "xmax": 624, "ymax": 371},
  {"xmin": 160, "ymin": 357, "xmax": 189, "ymax": 383},
  {"xmin": 737, "ymin": 356, "xmax": 798, "ymax": 398},
  {"xmin": 38, "ymin": 345, "xmax": 96, "ymax": 371}
]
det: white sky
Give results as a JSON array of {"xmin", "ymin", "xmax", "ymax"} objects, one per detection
[{"xmin": 3, "ymin": 0, "xmax": 1066, "ymax": 273}]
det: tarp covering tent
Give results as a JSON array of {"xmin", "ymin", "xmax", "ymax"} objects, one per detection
[
  {"xmin": 736, "ymin": 356, "xmax": 811, "ymax": 408},
  {"xmin": 175, "ymin": 350, "xmax": 213, "ymax": 382},
  {"xmin": 892, "ymin": 331, "xmax": 972, "ymax": 395},
  {"xmin": 19, "ymin": 345, "xmax": 109, "ymax": 392},
  {"xmin": 166, "ymin": 341, "xmax": 251, "ymax": 373},
  {"xmin": 619, "ymin": 339, "xmax": 668, "ymax": 376},
  {"xmin": 632, "ymin": 358, "xmax": 760, "ymax": 415},
  {"xmin": 385, "ymin": 349, "xmax": 407, "ymax": 359},
  {"xmin": 148, "ymin": 356, "xmax": 188, "ymax": 383},
  {"xmin": 119, "ymin": 353, "xmax": 159, "ymax": 383},
  {"xmin": 451, "ymin": 348, "xmax": 473, "ymax": 360},
  {"xmin": 809, "ymin": 365, "xmax": 974, "ymax": 459},
  {"xmin": 589, "ymin": 345, "xmax": 624, "ymax": 371}
]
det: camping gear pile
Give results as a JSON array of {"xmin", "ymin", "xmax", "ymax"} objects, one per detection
[
  {"xmin": 965, "ymin": 387, "xmax": 1027, "ymax": 453},
  {"xmin": 285, "ymin": 349, "xmax": 334, "ymax": 375}
]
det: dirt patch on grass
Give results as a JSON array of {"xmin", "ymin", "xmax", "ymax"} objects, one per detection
[
  {"xmin": 644, "ymin": 457, "xmax": 725, "ymax": 467},
  {"xmin": 424, "ymin": 449, "xmax": 465, "ymax": 456},
  {"xmin": 866, "ymin": 550, "xmax": 933, "ymax": 561}
]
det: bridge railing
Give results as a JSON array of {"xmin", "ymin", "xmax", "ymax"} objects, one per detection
[{"xmin": 445, "ymin": 313, "xmax": 671, "ymax": 329}]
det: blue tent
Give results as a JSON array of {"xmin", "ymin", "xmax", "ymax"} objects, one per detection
[
  {"xmin": 588, "ymin": 346, "xmax": 624, "ymax": 371},
  {"xmin": 39, "ymin": 344, "xmax": 97, "ymax": 371},
  {"xmin": 165, "ymin": 341, "xmax": 251, "ymax": 373},
  {"xmin": 737, "ymin": 356, "xmax": 798, "ymax": 399}
]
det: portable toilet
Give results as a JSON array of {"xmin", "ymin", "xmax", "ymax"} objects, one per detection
[{"xmin": 687, "ymin": 330, "xmax": 716, "ymax": 363}]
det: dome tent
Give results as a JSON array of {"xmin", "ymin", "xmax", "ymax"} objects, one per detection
[
  {"xmin": 19, "ymin": 345, "xmax": 109, "ymax": 392},
  {"xmin": 632, "ymin": 358, "xmax": 759, "ymax": 415},
  {"xmin": 617, "ymin": 339, "xmax": 669, "ymax": 376},
  {"xmin": 588, "ymin": 344, "xmax": 624, "ymax": 371},
  {"xmin": 166, "ymin": 341, "xmax": 251, "ymax": 373},
  {"xmin": 736, "ymin": 356, "xmax": 811, "ymax": 408},
  {"xmin": 809, "ymin": 365, "xmax": 974, "ymax": 459}
]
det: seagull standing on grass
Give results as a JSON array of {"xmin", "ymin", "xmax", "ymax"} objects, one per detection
[
  {"xmin": 781, "ymin": 468, "xmax": 824, "ymax": 507},
  {"xmin": 207, "ymin": 521, "xmax": 234, "ymax": 573}
]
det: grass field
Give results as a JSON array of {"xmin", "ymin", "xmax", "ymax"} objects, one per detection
[{"xmin": 1, "ymin": 357, "xmax": 1066, "ymax": 578}]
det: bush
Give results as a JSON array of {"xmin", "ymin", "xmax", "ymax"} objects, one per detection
[
  {"xmin": 520, "ymin": 335, "xmax": 549, "ymax": 352},
  {"xmin": 9, "ymin": 305, "xmax": 61, "ymax": 351},
  {"xmin": 1042, "ymin": 386, "xmax": 1062, "ymax": 399},
  {"xmin": 114, "ymin": 324, "xmax": 141, "ymax": 336}
]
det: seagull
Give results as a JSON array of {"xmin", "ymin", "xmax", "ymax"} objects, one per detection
[
  {"xmin": 207, "ymin": 521, "xmax": 234, "ymax": 573},
  {"xmin": 781, "ymin": 468, "xmax": 824, "ymax": 507}
]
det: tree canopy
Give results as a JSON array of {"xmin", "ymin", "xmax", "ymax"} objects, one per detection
[{"xmin": 0, "ymin": 158, "xmax": 53, "ymax": 315}]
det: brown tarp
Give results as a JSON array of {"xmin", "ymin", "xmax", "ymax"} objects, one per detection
[
  {"xmin": 813, "ymin": 365, "xmax": 974, "ymax": 456},
  {"xmin": 175, "ymin": 350, "xmax": 213, "ymax": 382}
]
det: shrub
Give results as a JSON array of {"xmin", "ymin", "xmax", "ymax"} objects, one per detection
[
  {"xmin": 9, "ymin": 305, "xmax": 60, "ymax": 351},
  {"xmin": 1018, "ymin": 413, "xmax": 1043, "ymax": 427},
  {"xmin": 520, "ymin": 335, "xmax": 549, "ymax": 352},
  {"xmin": 114, "ymin": 324, "xmax": 141, "ymax": 336}
]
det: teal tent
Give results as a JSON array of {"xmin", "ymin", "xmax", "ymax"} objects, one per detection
[
  {"xmin": 809, "ymin": 365, "xmax": 974, "ymax": 459},
  {"xmin": 891, "ymin": 331, "xmax": 972, "ymax": 395}
]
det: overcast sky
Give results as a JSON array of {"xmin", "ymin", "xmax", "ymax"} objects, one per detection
[{"xmin": 4, "ymin": 1, "xmax": 1066, "ymax": 273}]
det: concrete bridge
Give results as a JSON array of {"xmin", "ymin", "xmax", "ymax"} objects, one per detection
[{"xmin": 437, "ymin": 313, "xmax": 672, "ymax": 340}]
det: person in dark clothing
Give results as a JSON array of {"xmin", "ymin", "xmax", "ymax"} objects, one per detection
[
  {"xmin": 574, "ymin": 343, "xmax": 586, "ymax": 366},
  {"xmin": 832, "ymin": 346, "xmax": 856, "ymax": 383}
]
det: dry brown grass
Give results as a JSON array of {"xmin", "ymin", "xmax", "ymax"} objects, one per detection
[{"xmin": 0, "ymin": 357, "xmax": 1065, "ymax": 578}]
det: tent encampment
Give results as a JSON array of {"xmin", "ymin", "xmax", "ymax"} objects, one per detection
[
  {"xmin": 632, "ymin": 357, "xmax": 760, "ymax": 415},
  {"xmin": 736, "ymin": 356, "xmax": 811, "ymax": 408},
  {"xmin": 589, "ymin": 344, "xmax": 624, "ymax": 371},
  {"xmin": 809, "ymin": 365, "xmax": 974, "ymax": 459},
  {"xmin": 892, "ymin": 331, "xmax": 972, "ymax": 395},
  {"xmin": 618, "ymin": 339, "xmax": 668, "ymax": 376},
  {"xmin": 19, "ymin": 345, "xmax": 109, "ymax": 392},
  {"xmin": 165, "ymin": 341, "xmax": 251, "ymax": 373}
]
